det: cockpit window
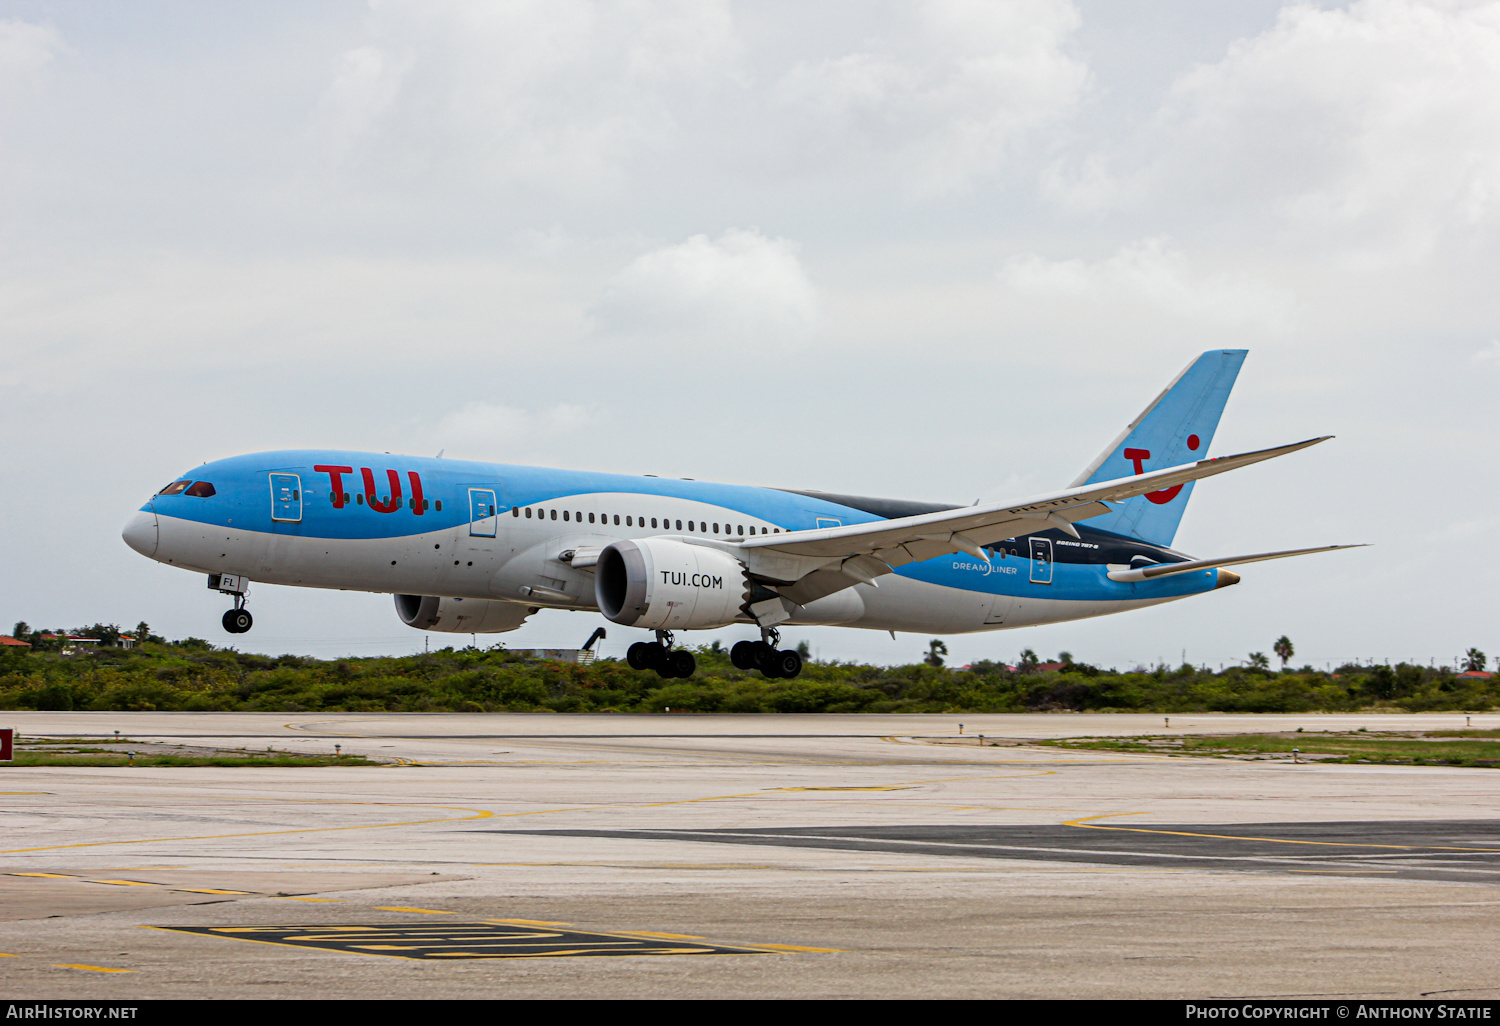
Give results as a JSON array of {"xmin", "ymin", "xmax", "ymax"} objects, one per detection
[
  {"xmin": 159, "ymin": 480, "xmax": 192, "ymax": 496},
  {"xmin": 184, "ymin": 481, "xmax": 216, "ymax": 497}
]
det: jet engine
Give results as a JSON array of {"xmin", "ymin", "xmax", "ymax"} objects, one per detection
[
  {"xmin": 395, "ymin": 594, "xmax": 534, "ymax": 633},
  {"xmin": 595, "ymin": 538, "xmax": 750, "ymax": 630}
]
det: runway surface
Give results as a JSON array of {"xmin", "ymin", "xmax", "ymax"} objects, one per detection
[{"xmin": 3, "ymin": 711, "xmax": 1500, "ymax": 999}]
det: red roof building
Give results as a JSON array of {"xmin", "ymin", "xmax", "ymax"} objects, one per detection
[{"xmin": 0, "ymin": 636, "xmax": 30, "ymax": 648}]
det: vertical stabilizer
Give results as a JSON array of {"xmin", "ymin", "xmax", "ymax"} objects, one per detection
[{"xmin": 1070, "ymin": 350, "xmax": 1247, "ymax": 547}]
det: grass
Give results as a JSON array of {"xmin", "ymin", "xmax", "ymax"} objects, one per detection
[
  {"xmin": 1036, "ymin": 731, "xmax": 1500, "ymax": 767},
  {"xmin": 3, "ymin": 746, "xmax": 380, "ymax": 767}
]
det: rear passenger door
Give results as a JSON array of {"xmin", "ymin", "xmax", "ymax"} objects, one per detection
[{"xmin": 1029, "ymin": 537, "xmax": 1053, "ymax": 585}]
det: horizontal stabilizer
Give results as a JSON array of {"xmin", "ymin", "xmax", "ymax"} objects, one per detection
[{"xmin": 1105, "ymin": 544, "xmax": 1366, "ymax": 583}]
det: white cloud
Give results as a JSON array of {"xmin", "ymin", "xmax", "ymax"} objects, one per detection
[
  {"xmin": 990, "ymin": 238, "xmax": 1292, "ymax": 366},
  {"xmin": 1051, "ymin": 0, "xmax": 1500, "ymax": 258},
  {"xmin": 0, "ymin": 253, "xmax": 583, "ymax": 388},
  {"xmin": 774, "ymin": 0, "xmax": 1088, "ymax": 193},
  {"xmin": 1473, "ymin": 339, "xmax": 1500, "ymax": 368},
  {"xmin": 589, "ymin": 228, "xmax": 819, "ymax": 350},
  {"xmin": 309, "ymin": 0, "xmax": 739, "ymax": 191},
  {"xmin": 0, "ymin": 19, "xmax": 62, "ymax": 77}
]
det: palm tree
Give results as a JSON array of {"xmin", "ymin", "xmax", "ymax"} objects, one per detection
[
  {"xmin": 1464, "ymin": 648, "xmax": 1487, "ymax": 672},
  {"xmin": 1273, "ymin": 635, "xmax": 1294, "ymax": 670},
  {"xmin": 1247, "ymin": 652, "xmax": 1271, "ymax": 671},
  {"xmin": 925, "ymin": 639, "xmax": 947, "ymax": 667}
]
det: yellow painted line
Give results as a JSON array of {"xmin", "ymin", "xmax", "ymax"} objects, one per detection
[
  {"xmin": 274, "ymin": 896, "xmax": 343, "ymax": 902},
  {"xmin": 489, "ymin": 918, "xmax": 574, "ymax": 927},
  {"xmin": 10, "ymin": 872, "xmax": 75, "ymax": 879},
  {"xmin": 753, "ymin": 943, "xmax": 843, "ymax": 953},
  {"xmin": 1062, "ymin": 813, "xmax": 1500, "ymax": 852},
  {"xmin": 177, "ymin": 888, "xmax": 251, "ymax": 895},
  {"xmin": 1289, "ymin": 870, "xmax": 1399, "ymax": 874},
  {"xmin": 374, "ymin": 906, "xmax": 455, "ymax": 915},
  {"xmin": 89, "ymin": 879, "xmax": 158, "ymax": 887},
  {"xmin": 54, "ymin": 964, "xmax": 133, "ymax": 973},
  {"xmin": 0, "ymin": 803, "xmax": 495, "ymax": 855},
  {"xmin": 618, "ymin": 931, "xmax": 706, "ymax": 940},
  {"xmin": 0, "ymin": 953, "xmax": 16, "ymax": 957}
]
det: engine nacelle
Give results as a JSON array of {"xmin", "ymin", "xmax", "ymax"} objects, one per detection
[
  {"xmin": 595, "ymin": 538, "xmax": 750, "ymax": 630},
  {"xmin": 395, "ymin": 594, "xmax": 533, "ymax": 633}
]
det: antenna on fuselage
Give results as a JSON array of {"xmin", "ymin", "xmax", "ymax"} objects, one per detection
[{"xmin": 435, "ymin": 449, "xmax": 445, "ymax": 459}]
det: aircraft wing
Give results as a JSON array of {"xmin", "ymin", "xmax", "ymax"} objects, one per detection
[{"xmin": 736, "ymin": 436, "xmax": 1331, "ymax": 606}]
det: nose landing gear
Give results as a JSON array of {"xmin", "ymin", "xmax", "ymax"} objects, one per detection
[
  {"xmin": 730, "ymin": 628, "xmax": 803, "ymax": 679},
  {"xmin": 626, "ymin": 631, "xmax": 697, "ymax": 679}
]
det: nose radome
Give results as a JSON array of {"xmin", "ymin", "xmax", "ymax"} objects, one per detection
[{"xmin": 122, "ymin": 506, "xmax": 159, "ymax": 559}]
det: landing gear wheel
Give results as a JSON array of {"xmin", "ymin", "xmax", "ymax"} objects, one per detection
[
  {"xmin": 750, "ymin": 641, "xmax": 777, "ymax": 673},
  {"xmin": 627, "ymin": 642, "xmax": 657, "ymax": 670},
  {"xmin": 222, "ymin": 608, "xmax": 253, "ymax": 634},
  {"xmin": 730, "ymin": 640, "xmax": 756, "ymax": 670},
  {"xmin": 651, "ymin": 648, "xmax": 696, "ymax": 679},
  {"xmin": 772, "ymin": 649, "xmax": 802, "ymax": 679}
]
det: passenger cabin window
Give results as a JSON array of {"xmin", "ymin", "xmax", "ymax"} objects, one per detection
[
  {"xmin": 184, "ymin": 481, "xmax": 216, "ymax": 497},
  {"xmin": 550, "ymin": 509, "xmax": 557, "ymax": 520},
  {"xmin": 159, "ymin": 480, "xmax": 192, "ymax": 496},
  {"xmin": 434, "ymin": 500, "xmax": 442, "ymax": 512}
]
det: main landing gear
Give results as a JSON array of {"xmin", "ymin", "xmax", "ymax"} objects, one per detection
[
  {"xmin": 626, "ymin": 631, "xmax": 696, "ymax": 679},
  {"xmin": 731, "ymin": 628, "xmax": 803, "ymax": 679}
]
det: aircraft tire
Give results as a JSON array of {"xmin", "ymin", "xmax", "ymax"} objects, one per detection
[
  {"xmin": 222, "ymin": 609, "xmax": 252, "ymax": 634},
  {"xmin": 773, "ymin": 649, "xmax": 802, "ymax": 679},
  {"xmin": 730, "ymin": 641, "xmax": 756, "ymax": 670},
  {"xmin": 750, "ymin": 641, "xmax": 776, "ymax": 671},
  {"xmin": 626, "ymin": 642, "xmax": 654, "ymax": 670},
  {"xmin": 670, "ymin": 650, "xmax": 696, "ymax": 678}
]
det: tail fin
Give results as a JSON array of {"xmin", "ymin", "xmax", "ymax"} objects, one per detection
[{"xmin": 1070, "ymin": 350, "xmax": 1248, "ymax": 547}]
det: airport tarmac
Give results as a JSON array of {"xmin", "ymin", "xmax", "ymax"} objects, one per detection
[{"xmin": 2, "ymin": 711, "xmax": 1500, "ymax": 999}]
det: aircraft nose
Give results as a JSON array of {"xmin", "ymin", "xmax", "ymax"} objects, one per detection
[{"xmin": 122, "ymin": 506, "xmax": 159, "ymax": 558}]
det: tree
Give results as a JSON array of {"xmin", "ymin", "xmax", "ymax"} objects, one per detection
[
  {"xmin": 79, "ymin": 623, "xmax": 122, "ymax": 646},
  {"xmin": 1464, "ymin": 648, "xmax": 1487, "ymax": 672},
  {"xmin": 925, "ymin": 639, "xmax": 947, "ymax": 667},
  {"xmin": 10, "ymin": 621, "xmax": 30, "ymax": 643},
  {"xmin": 796, "ymin": 640, "xmax": 811, "ymax": 659},
  {"xmin": 1018, "ymin": 647, "xmax": 1039, "ymax": 671},
  {"xmin": 1058, "ymin": 651, "xmax": 1074, "ymax": 666},
  {"xmin": 1247, "ymin": 652, "xmax": 1271, "ymax": 671},
  {"xmin": 1273, "ymin": 636, "xmax": 1294, "ymax": 670}
]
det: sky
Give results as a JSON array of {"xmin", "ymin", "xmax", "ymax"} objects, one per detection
[{"xmin": 3, "ymin": 0, "xmax": 1498, "ymax": 671}]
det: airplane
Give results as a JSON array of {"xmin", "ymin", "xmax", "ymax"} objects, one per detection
[{"xmin": 121, "ymin": 350, "xmax": 1359, "ymax": 679}]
